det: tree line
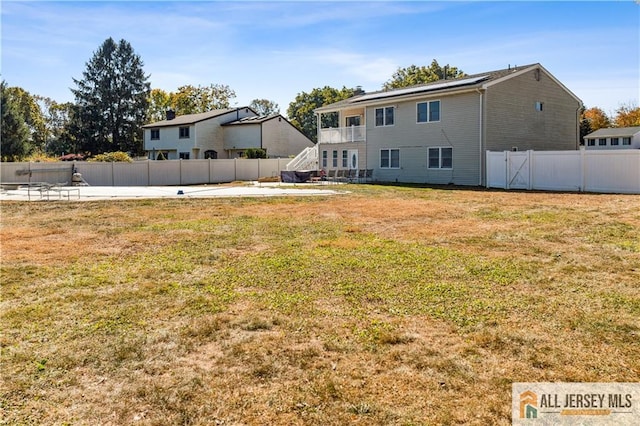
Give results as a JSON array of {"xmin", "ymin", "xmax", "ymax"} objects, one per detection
[{"xmin": 2, "ymin": 37, "xmax": 638, "ymax": 161}]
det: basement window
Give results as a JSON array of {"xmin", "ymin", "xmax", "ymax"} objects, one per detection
[
  {"xmin": 380, "ymin": 148, "xmax": 399, "ymax": 168},
  {"xmin": 428, "ymin": 147, "xmax": 453, "ymax": 169}
]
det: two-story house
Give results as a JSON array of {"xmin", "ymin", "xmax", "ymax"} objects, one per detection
[
  {"xmin": 142, "ymin": 107, "xmax": 313, "ymax": 160},
  {"xmin": 307, "ymin": 63, "xmax": 581, "ymax": 185}
]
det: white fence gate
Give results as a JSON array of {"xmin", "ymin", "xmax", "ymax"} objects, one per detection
[{"xmin": 486, "ymin": 149, "xmax": 640, "ymax": 194}]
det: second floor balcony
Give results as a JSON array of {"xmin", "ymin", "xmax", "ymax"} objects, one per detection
[{"xmin": 319, "ymin": 125, "xmax": 366, "ymax": 144}]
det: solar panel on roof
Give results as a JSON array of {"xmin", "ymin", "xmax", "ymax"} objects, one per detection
[{"xmin": 352, "ymin": 75, "xmax": 490, "ymax": 103}]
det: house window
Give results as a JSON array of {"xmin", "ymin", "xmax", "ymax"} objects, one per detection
[
  {"xmin": 611, "ymin": 138, "xmax": 619, "ymax": 146},
  {"xmin": 179, "ymin": 152, "xmax": 190, "ymax": 160},
  {"xmin": 204, "ymin": 150, "xmax": 217, "ymax": 159},
  {"xmin": 380, "ymin": 149, "xmax": 400, "ymax": 169},
  {"xmin": 598, "ymin": 138, "xmax": 607, "ymax": 146},
  {"xmin": 622, "ymin": 137, "xmax": 631, "ymax": 145},
  {"xmin": 417, "ymin": 100, "xmax": 441, "ymax": 123},
  {"xmin": 150, "ymin": 129, "xmax": 160, "ymax": 140},
  {"xmin": 179, "ymin": 126, "xmax": 190, "ymax": 138},
  {"xmin": 375, "ymin": 106, "xmax": 394, "ymax": 127},
  {"xmin": 428, "ymin": 147, "xmax": 453, "ymax": 169},
  {"xmin": 535, "ymin": 101, "xmax": 544, "ymax": 111},
  {"xmin": 342, "ymin": 150, "xmax": 348, "ymax": 168},
  {"xmin": 587, "ymin": 139, "xmax": 595, "ymax": 146},
  {"xmin": 346, "ymin": 116, "xmax": 361, "ymax": 127},
  {"xmin": 332, "ymin": 150, "xmax": 338, "ymax": 167},
  {"xmin": 322, "ymin": 150, "xmax": 327, "ymax": 168}
]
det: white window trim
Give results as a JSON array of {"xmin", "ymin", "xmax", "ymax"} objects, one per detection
[
  {"xmin": 416, "ymin": 100, "xmax": 441, "ymax": 123},
  {"xmin": 150, "ymin": 128, "xmax": 160, "ymax": 140},
  {"xmin": 374, "ymin": 106, "xmax": 395, "ymax": 127},
  {"xmin": 428, "ymin": 147, "xmax": 453, "ymax": 170},
  {"xmin": 380, "ymin": 148, "xmax": 400, "ymax": 169},
  {"xmin": 179, "ymin": 126, "xmax": 190, "ymax": 139}
]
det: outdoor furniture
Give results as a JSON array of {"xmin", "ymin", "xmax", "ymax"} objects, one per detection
[{"xmin": 27, "ymin": 182, "xmax": 80, "ymax": 201}]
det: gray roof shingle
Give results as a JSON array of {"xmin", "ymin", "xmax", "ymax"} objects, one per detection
[
  {"xmin": 584, "ymin": 127, "xmax": 640, "ymax": 138},
  {"xmin": 142, "ymin": 108, "xmax": 249, "ymax": 128},
  {"xmin": 315, "ymin": 63, "xmax": 551, "ymax": 112}
]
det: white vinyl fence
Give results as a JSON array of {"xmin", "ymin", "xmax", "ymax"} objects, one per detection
[
  {"xmin": 1, "ymin": 159, "xmax": 290, "ymax": 187},
  {"xmin": 486, "ymin": 149, "xmax": 640, "ymax": 194}
]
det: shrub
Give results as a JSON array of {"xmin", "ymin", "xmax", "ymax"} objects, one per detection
[
  {"xmin": 89, "ymin": 151, "xmax": 133, "ymax": 162},
  {"xmin": 245, "ymin": 148, "xmax": 267, "ymax": 159}
]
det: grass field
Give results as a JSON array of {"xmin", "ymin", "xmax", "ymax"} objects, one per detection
[{"xmin": 1, "ymin": 185, "xmax": 639, "ymax": 425}]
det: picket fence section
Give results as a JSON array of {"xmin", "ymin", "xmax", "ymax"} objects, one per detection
[
  {"xmin": 486, "ymin": 149, "xmax": 640, "ymax": 194},
  {"xmin": 1, "ymin": 159, "xmax": 290, "ymax": 187}
]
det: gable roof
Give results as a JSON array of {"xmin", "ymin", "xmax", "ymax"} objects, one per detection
[
  {"xmin": 142, "ymin": 107, "xmax": 254, "ymax": 128},
  {"xmin": 221, "ymin": 114, "xmax": 282, "ymax": 126},
  {"xmin": 584, "ymin": 126, "xmax": 640, "ymax": 138},
  {"xmin": 315, "ymin": 63, "xmax": 581, "ymax": 112},
  {"xmin": 222, "ymin": 114, "xmax": 314, "ymax": 141}
]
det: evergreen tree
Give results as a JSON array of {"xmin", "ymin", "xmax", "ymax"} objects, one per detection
[
  {"xmin": 71, "ymin": 37, "xmax": 150, "ymax": 154},
  {"xmin": 1, "ymin": 81, "xmax": 31, "ymax": 161}
]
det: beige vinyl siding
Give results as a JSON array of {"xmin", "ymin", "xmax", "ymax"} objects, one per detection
[
  {"xmin": 262, "ymin": 117, "xmax": 314, "ymax": 158},
  {"xmin": 223, "ymin": 124, "xmax": 261, "ymax": 151},
  {"xmin": 145, "ymin": 126, "xmax": 194, "ymax": 159},
  {"xmin": 365, "ymin": 92, "xmax": 481, "ymax": 185},
  {"xmin": 196, "ymin": 109, "xmax": 256, "ymax": 158},
  {"xmin": 485, "ymin": 68, "xmax": 580, "ymax": 152}
]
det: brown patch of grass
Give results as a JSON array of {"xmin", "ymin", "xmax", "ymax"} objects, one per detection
[{"xmin": 1, "ymin": 186, "xmax": 638, "ymax": 424}]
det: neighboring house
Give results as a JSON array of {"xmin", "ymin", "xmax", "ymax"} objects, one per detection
[
  {"xmin": 142, "ymin": 107, "xmax": 313, "ymax": 160},
  {"xmin": 305, "ymin": 63, "xmax": 581, "ymax": 185},
  {"xmin": 583, "ymin": 127, "xmax": 640, "ymax": 150},
  {"xmin": 221, "ymin": 115, "xmax": 314, "ymax": 159}
]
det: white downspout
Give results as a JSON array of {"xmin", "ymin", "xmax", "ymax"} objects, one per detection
[{"xmin": 477, "ymin": 88, "xmax": 484, "ymax": 186}]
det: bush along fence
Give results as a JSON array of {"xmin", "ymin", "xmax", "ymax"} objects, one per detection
[
  {"xmin": 486, "ymin": 148, "xmax": 640, "ymax": 194},
  {"xmin": 0, "ymin": 159, "xmax": 291, "ymax": 187}
]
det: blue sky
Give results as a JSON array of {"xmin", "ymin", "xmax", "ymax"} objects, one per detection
[{"xmin": 1, "ymin": 1, "xmax": 638, "ymax": 118}]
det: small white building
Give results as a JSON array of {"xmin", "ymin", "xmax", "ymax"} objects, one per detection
[
  {"xmin": 584, "ymin": 126, "xmax": 640, "ymax": 150},
  {"xmin": 142, "ymin": 107, "xmax": 313, "ymax": 160}
]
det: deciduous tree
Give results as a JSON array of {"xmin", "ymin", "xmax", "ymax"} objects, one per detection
[
  {"xmin": 1, "ymin": 81, "xmax": 31, "ymax": 161},
  {"xmin": 147, "ymin": 88, "xmax": 173, "ymax": 123},
  {"xmin": 71, "ymin": 37, "xmax": 150, "ymax": 154},
  {"xmin": 4, "ymin": 86, "xmax": 47, "ymax": 152},
  {"xmin": 173, "ymin": 84, "xmax": 236, "ymax": 115},
  {"xmin": 582, "ymin": 107, "xmax": 611, "ymax": 131},
  {"xmin": 287, "ymin": 86, "xmax": 356, "ymax": 142},
  {"xmin": 383, "ymin": 59, "xmax": 465, "ymax": 90},
  {"xmin": 249, "ymin": 99, "xmax": 280, "ymax": 116},
  {"xmin": 146, "ymin": 84, "xmax": 237, "ymax": 121},
  {"xmin": 613, "ymin": 103, "xmax": 640, "ymax": 127}
]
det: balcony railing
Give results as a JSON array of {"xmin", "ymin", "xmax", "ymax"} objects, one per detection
[{"xmin": 319, "ymin": 125, "xmax": 366, "ymax": 144}]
